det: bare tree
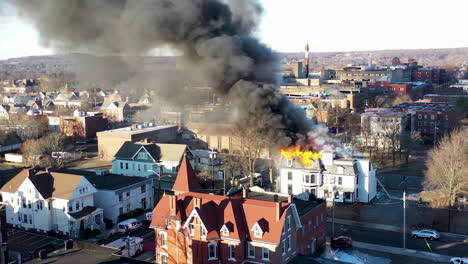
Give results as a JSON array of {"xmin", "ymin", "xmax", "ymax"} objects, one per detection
[
  {"xmin": 382, "ymin": 120, "xmax": 402, "ymax": 167},
  {"xmin": 400, "ymin": 131, "xmax": 421, "ymax": 164},
  {"xmin": 358, "ymin": 118, "xmax": 373, "ymax": 157},
  {"xmin": 424, "ymin": 129, "xmax": 468, "ymax": 207},
  {"xmin": 231, "ymin": 119, "xmax": 271, "ymax": 187},
  {"xmin": 21, "ymin": 132, "xmax": 71, "ymax": 168}
]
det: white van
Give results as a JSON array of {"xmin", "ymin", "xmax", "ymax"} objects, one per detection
[{"xmin": 117, "ymin": 219, "xmax": 142, "ymax": 233}]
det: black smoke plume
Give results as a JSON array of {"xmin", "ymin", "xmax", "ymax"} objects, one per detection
[{"xmin": 13, "ymin": 0, "xmax": 337, "ymax": 149}]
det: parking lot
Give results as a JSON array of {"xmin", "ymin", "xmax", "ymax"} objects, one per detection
[{"xmin": 8, "ymin": 229, "xmax": 66, "ymax": 261}]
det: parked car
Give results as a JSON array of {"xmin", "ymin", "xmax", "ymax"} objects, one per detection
[
  {"xmin": 117, "ymin": 219, "xmax": 142, "ymax": 233},
  {"xmin": 450, "ymin": 257, "xmax": 468, "ymax": 264},
  {"xmin": 411, "ymin": 229, "xmax": 440, "ymax": 240},
  {"xmin": 75, "ymin": 146, "xmax": 88, "ymax": 152},
  {"xmin": 331, "ymin": 236, "xmax": 353, "ymax": 248}
]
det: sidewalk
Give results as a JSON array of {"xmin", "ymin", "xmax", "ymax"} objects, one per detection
[
  {"xmin": 328, "ymin": 217, "xmax": 468, "ymax": 239},
  {"xmin": 352, "ymin": 241, "xmax": 454, "ymax": 263}
]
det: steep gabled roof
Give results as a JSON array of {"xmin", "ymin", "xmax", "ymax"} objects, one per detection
[
  {"xmin": 0, "ymin": 169, "xmax": 86, "ymax": 200},
  {"xmin": 172, "ymin": 154, "xmax": 199, "ymax": 193},
  {"xmin": 150, "ymin": 191, "xmax": 291, "ymax": 244}
]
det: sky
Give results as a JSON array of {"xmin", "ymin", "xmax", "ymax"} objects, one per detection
[{"xmin": 0, "ymin": 0, "xmax": 467, "ymax": 60}]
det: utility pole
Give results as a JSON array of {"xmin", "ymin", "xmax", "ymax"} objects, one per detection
[{"xmin": 403, "ymin": 190, "xmax": 406, "ymax": 249}]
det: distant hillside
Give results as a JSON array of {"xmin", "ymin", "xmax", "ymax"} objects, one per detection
[
  {"xmin": 280, "ymin": 47, "xmax": 468, "ymax": 68},
  {"xmin": 1, "ymin": 47, "xmax": 467, "ymax": 79}
]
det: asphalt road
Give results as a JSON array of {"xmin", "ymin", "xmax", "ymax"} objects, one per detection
[{"xmin": 327, "ymin": 223, "xmax": 468, "ymax": 258}]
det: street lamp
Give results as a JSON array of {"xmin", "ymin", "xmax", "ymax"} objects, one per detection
[
  {"xmin": 209, "ymin": 151, "xmax": 217, "ymax": 191},
  {"xmin": 148, "ymin": 165, "xmax": 164, "ymax": 202}
]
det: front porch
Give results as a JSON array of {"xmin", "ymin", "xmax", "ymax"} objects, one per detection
[{"xmin": 68, "ymin": 206, "xmax": 104, "ymax": 238}]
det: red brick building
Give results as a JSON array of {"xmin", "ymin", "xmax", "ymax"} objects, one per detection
[
  {"xmin": 60, "ymin": 111, "xmax": 108, "ymax": 138},
  {"xmin": 150, "ymin": 156, "xmax": 326, "ymax": 264},
  {"xmin": 412, "ymin": 68, "xmax": 447, "ymax": 84},
  {"xmin": 368, "ymin": 81, "xmax": 412, "ymax": 95}
]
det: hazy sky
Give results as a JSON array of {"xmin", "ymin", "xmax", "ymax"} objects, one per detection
[{"xmin": 0, "ymin": 0, "xmax": 467, "ymax": 60}]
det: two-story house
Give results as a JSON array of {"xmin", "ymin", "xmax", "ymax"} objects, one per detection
[
  {"xmin": 0, "ymin": 168, "xmax": 104, "ymax": 237},
  {"xmin": 112, "ymin": 140, "xmax": 189, "ymax": 177},
  {"xmin": 280, "ymin": 151, "xmax": 376, "ymax": 203},
  {"xmin": 150, "ymin": 155, "xmax": 326, "ymax": 264}
]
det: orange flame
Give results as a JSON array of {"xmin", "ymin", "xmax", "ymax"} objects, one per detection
[{"xmin": 280, "ymin": 146, "xmax": 322, "ymax": 166}]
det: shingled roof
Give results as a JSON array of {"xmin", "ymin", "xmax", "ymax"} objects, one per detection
[
  {"xmin": 150, "ymin": 191, "xmax": 291, "ymax": 244},
  {"xmin": 0, "ymin": 169, "xmax": 85, "ymax": 200},
  {"xmin": 172, "ymin": 154, "xmax": 200, "ymax": 194}
]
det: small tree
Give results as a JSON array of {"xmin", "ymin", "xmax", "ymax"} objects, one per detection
[
  {"xmin": 424, "ymin": 129, "xmax": 468, "ymax": 207},
  {"xmin": 382, "ymin": 120, "xmax": 402, "ymax": 167}
]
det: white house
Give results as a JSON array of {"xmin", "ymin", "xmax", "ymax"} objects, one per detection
[
  {"xmin": 279, "ymin": 151, "xmax": 376, "ymax": 203},
  {"xmin": 112, "ymin": 141, "xmax": 189, "ymax": 177},
  {"xmin": 0, "ymin": 168, "xmax": 104, "ymax": 237},
  {"xmin": 82, "ymin": 170, "xmax": 154, "ymax": 223}
]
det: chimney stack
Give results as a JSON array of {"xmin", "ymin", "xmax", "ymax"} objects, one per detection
[
  {"xmin": 242, "ymin": 187, "xmax": 248, "ymax": 198},
  {"xmin": 276, "ymin": 201, "xmax": 281, "ymax": 221},
  {"xmin": 169, "ymin": 195, "xmax": 177, "ymax": 216},
  {"xmin": 194, "ymin": 197, "xmax": 202, "ymax": 209},
  {"xmin": 288, "ymin": 194, "xmax": 294, "ymax": 203},
  {"xmin": 26, "ymin": 168, "xmax": 34, "ymax": 177}
]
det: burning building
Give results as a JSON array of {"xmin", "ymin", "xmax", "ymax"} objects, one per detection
[{"xmin": 279, "ymin": 150, "xmax": 376, "ymax": 203}]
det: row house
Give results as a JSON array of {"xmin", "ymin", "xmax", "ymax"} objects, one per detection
[
  {"xmin": 279, "ymin": 151, "xmax": 376, "ymax": 203},
  {"xmin": 56, "ymin": 169, "xmax": 154, "ymax": 224},
  {"xmin": 150, "ymin": 155, "xmax": 326, "ymax": 264},
  {"xmin": 0, "ymin": 168, "xmax": 104, "ymax": 237},
  {"xmin": 112, "ymin": 140, "xmax": 189, "ymax": 177}
]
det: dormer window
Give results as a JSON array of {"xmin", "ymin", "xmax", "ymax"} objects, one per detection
[
  {"xmin": 220, "ymin": 225, "xmax": 230, "ymax": 236},
  {"xmin": 252, "ymin": 223, "xmax": 263, "ymax": 238}
]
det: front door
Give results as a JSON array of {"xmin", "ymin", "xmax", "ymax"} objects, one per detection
[{"xmin": 311, "ymin": 238, "xmax": 316, "ymax": 254}]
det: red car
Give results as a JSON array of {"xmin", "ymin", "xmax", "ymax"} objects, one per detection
[{"xmin": 332, "ymin": 236, "xmax": 353, "ymax": 248}]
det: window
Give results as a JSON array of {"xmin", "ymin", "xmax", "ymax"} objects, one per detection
[
  {"xmin": 18, "ymin": 214, "xmax": 22, "ymax": 222},
  {"xmin": 287, "ymin": 172, "xmax": 292, "ymax": 181},
  {"xmin": 248, "ymin": 243, "xmax": 255, "ymax": 258},
  {"xmin": 37, "ymin": 201, "xmax": 43, "ymax": 210},
  {"xmin": 23, "ymin": 214, "xmax": 28, "ymax": 224},
  {"xmin": 338, "ymin": 177, "xmax": 342, "ymax": 185},
  {"xmin": 144, "ymin": 164, "xmax": 147, "ymax": 172},
  {"xmin": 431, "ymin": 114, "xmax": 435, "ymax": 120},
  {"xmin": 202, "ymin": 228, "xmax": 207, "ymax": 236},
  {"xmin": 229, "ymin": 244, "xmax": 235, "ymax": 260},
  {"xmin": 282, "ymin": 240, "xmax": 286, "ymax": 255},
  {"xmin": 161, "ymin": 253, "xmax": 168, "ymax": 264},
  {"xmin": 28, "ymin": 200, "xmax": 31, "ymax": 208},
  {"xmin": 22, "ymin": 198, "xmax": 26, "ymax": 208},
  {"xmin": 141, "ymin": 198, "xmax": 147, "ymax": 209},
  {"xmin": 418, "ymin": 114, "xmax": 422, "ymax": 119},
  {"xmin": 208, "ymin": 243, "xmax": 217, "ymax": 259},
  {"xmin": 160, "ymin": 232, "xmax": 167, "ymax": 247},
  {"xmin": 120, "ymin": 162, "xmax": 123, "ymax": 169},
  {"xmin": 141, "ymin": 185, "xmax": 146, "ymax": 193},
  {"xmin": 253, "ymin": 225, "xmax": 262, "ymax": 238},
  {"xmin": 424, "ymin": 115, "xmax": 427, "ymax": 119},
  {"xmin": 75, "ymin": 201, "xmax": 80, "ymax": 211},
  {"xmin": 262, "ymin": 247, "xmax": 269, "ymax": 260},
  {"xmin": 221, "ymin": 226, "xmax": 229, "ymax": 236},
  {"xmin": 132, "ymin": 164, "xmax": 135, "ymax": 170},
  {"xmin": 119, "ymin": 207, "xmax": 123, "ymax": 215},
  {"xmin": 138, "ymin": 152, "xmax": 148, "ymax": 160},
  {"xmin": 287, "ymin": 215, "xmax": 291, "ymax": 230},
  {"xmin": 287, "ymin": 235, "xmax": 292, "ymax": 251},
  {"xmin": 287, "ymin": 184, "xmax": 292, "ymax": 194},
  {"xmin": 126, "ymin": 192, "xmax": 130, "ymax": 197},
  {"xmin": 125, "ymin": 163, "xmax": 129, "ymax": 170},
  {"xmin": 68, "ymin": 205, "xmax": 73, "ymax": 212},
  {"xmin": 138, "ymin": 164, "xmax": 141, "ymax": 171},
  {"xmin": 29, "ymin": 215, "xmax": 32, "ymax": 224},
  {"xmin": 119, "ymin": 193, "xmax": 123, "ymax": 201},
  {"xmin": 189, "ymin": 223, "xmax": 195, "ymax": 236}
]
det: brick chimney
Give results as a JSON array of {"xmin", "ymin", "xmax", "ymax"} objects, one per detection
[
  {"xmin": 276, "ymin": 201, "xmax": 281, "ymax": 221},
  {"xmin": 242, "ymin": 187, "xmax": 248, "ymax": 198},
  {"xmin": 26, "ymin": 168, "xmax": 34, "ymax": 177},
  {"xmin": 169, "ymin": 195, "xmax": 177, "ymax": 216},
  {"xmin": 288, "ymin": 194, "xmax": 294, "ymax": 203},
  {"xmin": 194, "ymin": 197, "xmax": 202, "ymax": 209}
]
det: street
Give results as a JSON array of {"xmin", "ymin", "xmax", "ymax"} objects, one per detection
[{"xmin": 327, "ymin": 223, "xmax": 468, "ymax": 258}]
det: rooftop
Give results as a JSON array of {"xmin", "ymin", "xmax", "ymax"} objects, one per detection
[{"xmin": 97, "ymin": 124, "xmax": 177, "ymax": 135}]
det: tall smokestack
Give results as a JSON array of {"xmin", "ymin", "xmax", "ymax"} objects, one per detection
[{"xmin": 304, "ymin": 43, "xmax": 310, "ymax": 79}]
